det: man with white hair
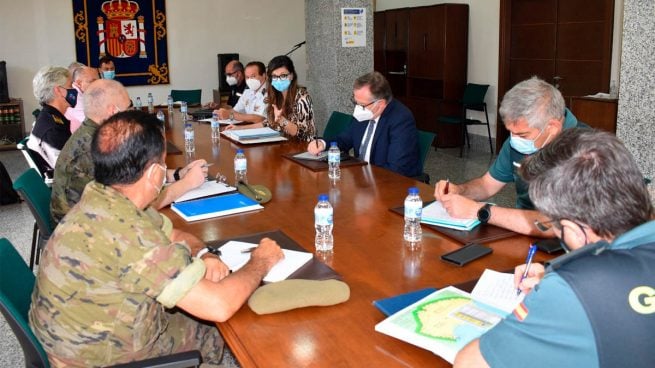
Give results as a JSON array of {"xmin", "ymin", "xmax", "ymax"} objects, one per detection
[
  {"xmin": 433, "ymin": 76, "xmax": 587, "ymax": 236},
  {"xmin": 27, "ymin": 66, "xmax": 76, "ymax": 173},
  {"xmin": 64, "ymin": 66, "xmax": 98, "ymax": 133}
]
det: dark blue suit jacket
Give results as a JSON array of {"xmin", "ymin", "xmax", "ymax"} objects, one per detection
[{"xmin": 336, "ymin": 98, "xmax": 421, "ymax": 177}]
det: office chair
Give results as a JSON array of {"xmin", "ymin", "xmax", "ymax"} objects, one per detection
[
  {"xmin": 0, "ymin": 238, "xmax": 202, "ymax": 368},
  {"xmin": 322, "ymin": 111, "xmax": 353, "ymax": 142},
  {"xmin": 415, "ymin": 130, "xmax": 436, "ymax": 184},
  {"xmin": 170, "ymin": 89, "xmax": 202, "ymax": 106},
  {"xmin": 437, "ymin": 83, "xmax": 492, "ymax": 157},
  {"xmin": 12, "ymin": 169, "xmax": 53, "ymax": 270}
]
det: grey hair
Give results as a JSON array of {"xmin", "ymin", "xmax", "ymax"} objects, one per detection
[
  {"xmin": 521, "ymin": 128, "xmax": 653, "ymax": 238},
  {"xmin": 84, "ymin": 79, "xmax": 126, "ymax": 122},
  {"xmin": 32, "ymin": 66, "xmax": 69, "ymax": 104},
  {"xmin": 499, "ymin": 76, "xmax": 565, "ymax": 129},
  {"xmin": 68, "ymin": 61, "xmax": 85, "ymax": 75}
]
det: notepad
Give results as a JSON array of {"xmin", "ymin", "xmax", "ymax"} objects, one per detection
[
  {"xmin": 218, "ymin": 240, "xmax": 314, "ymax": 283},
  {"xmin": 171, "ymin": 192, "xmax": 262, "ymax": 222},
  {"xmin": 471, "ymin": 269, "xmax": 524, "ymax": 314},
  {"xmin": 293, "ymin": 151, "xmax": 328, "ymax": 161},
  {"xmin": 173, "ymin": 181, "xmax": 236, "ymax": 203},
  {"xmin": 222, "ymin": 127, "xmax": 288, "ymax": 144},
  {"xmin": 420, "ymin": 201, "xmax": 481, "ymax": 231}
]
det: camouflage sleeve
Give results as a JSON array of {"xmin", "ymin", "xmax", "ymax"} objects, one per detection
[
  {"xmin": 156, "ymin": 257, "xmax": 206, "ymax": 308},
  {"xmin": 144, "ymin": 207, "xmax": 173, "ymax": 238}
]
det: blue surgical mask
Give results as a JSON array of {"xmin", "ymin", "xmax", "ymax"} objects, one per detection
[
  {"xmin": 510, "ymin": 127, "xmax": 548, "ymax": 155},
  {"xmin": 102, "ymin": 70, "xmax": 115, "ymax": 80},
  {"xmin": 272, "ymin": 79, "xmax": 291, "ymax": 92},
  {"xmin": 65, "ymin": 88, "xmax": 78, "ymax": 108}
]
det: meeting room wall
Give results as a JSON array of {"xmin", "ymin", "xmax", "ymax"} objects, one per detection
[
  {"xmin": 376, "ymin": 0, "xmax": 624, "ymax": 140},
  {"xmin": 0, "ymin": 0, "xmax": 308, "ymax": 132}
]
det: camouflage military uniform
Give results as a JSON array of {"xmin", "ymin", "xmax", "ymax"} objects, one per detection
[
  {"xmin": 29, "ymin": 181, "xmax": 224, "ymax": 367},
  {"xmin": 50, "ymin": 118, "xmax": 98, "ymax": 224}
]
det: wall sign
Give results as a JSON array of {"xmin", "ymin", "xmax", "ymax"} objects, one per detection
[{"xmin": 341, "ymin": 8, "xmax": 366, "ymax": 48}]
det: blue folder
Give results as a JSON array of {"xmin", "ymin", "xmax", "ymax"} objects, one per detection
[
  {"xmin": 373, "ymin": 287, "xmax": 438, "ymax": 316},
  {"xmin": 171, "ymin": 192, "xmax": 263, "ymax": 222}
]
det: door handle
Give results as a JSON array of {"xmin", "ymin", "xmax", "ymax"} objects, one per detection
[
  {"xmin": 553, "ymin": 76, "xmax": 564, "ymax": 89},
  {"xmin": 423, "ymin": 34, "xmax": 427, "ymax": 51}
]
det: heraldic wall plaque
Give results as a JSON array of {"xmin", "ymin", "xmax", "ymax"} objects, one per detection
[{"xmin": 72, "ymin": 0, "xmax": 169, "ymax": 86}]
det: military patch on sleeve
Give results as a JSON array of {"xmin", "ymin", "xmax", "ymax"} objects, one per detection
[
  {"xmin": 53, "ymin": 115, "xmax": 64, "ymax": 125},
  {"xmin": 513, "ymin": 302, "xmax": 529, "ymax": 322}
]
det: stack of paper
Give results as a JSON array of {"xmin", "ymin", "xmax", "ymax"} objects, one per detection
[
  {"xmin": 173, "ymin": 181, "xmax": 236, "ymax": 203},
  {"xmin": 420, "ymin": 201, "xmax": 480, "ymax": 231},
  {"xmin": 222, "ymin": 127, "xmax": 287, "ymax": 144},
  {"xmin": 218, "ymin": 240, "xmax": 313, "ymax": 283},
  {"xmin": 375, "ymin": 269, "xmax": 520, "ymax": 363},
  {"xmin": 293, "ymin": 151, "xmax": 328, "ymax": 161},
  {"xmin": 171, "ymin": 192, "xmax": 262, "ymax": 222},
  {"xmin": 198, "ymin": 118, "xmax": 244, "ymax": 125}
]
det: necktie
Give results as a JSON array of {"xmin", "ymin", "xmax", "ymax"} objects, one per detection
[{"xmin": 360, "ymin": 120, "xmax": 375, "ymax": 162}]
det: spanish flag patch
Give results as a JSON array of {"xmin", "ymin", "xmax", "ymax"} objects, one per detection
[{"xmin": 513, "ymin": 302, "xmax": 529, "ymax": 322}]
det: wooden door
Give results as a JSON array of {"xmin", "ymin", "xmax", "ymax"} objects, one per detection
[
  {"xmin": 407, "ymin": 6, "xmax": 444, "ymax": 80},
  {"xmin": 383, "ymin": 9, "xmax": 408, "ymax": 97},
  {"xmin": 497, "ymin": 0, "xmax": 614, "ymax": 150},
  {"xmin": 374, "ymin": 12, "xmax": 386, "ymax": 73}
]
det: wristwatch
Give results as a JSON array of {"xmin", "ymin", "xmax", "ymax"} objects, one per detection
[
  {"xmin": 173, "ymin": 167, "xmax": 182, "ymax": 181},
  {"xmin": 196, "ymin": 246, "xmax": 221, "ymax": 259},
  {"xmin": 477, "ymin": 203, "xmax": 494, "ymax": 224},
  {"xmin": 229, "ymin": 111, "xmax": 234, "ymax": 120}
]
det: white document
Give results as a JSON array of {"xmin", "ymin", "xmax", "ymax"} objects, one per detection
[
  {"xmin": 173, "ymin": 181, "xmax": 236, "ymax": 203},
  {"xmin": 218, "ymin": 241, "xmax": 313, "ymax": 283},
  {"xmin": 221, "ymin": 128, "xmax": 288, "ymax": 144},
  {"xmin": 471, "ymin": 269, "xmax": 525, "ymax": 314},
  {"xmin": 197, "ymin": 118, "xmax": 244, "ymax": 125},
  {"xmin": 293, "ymin": 151, "xmax": 327, "ymax": 161}
]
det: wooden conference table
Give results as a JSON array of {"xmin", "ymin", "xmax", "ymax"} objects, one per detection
[{"xmin": 161, "ymin": 113, "xmax": 554, "ymax": 367}]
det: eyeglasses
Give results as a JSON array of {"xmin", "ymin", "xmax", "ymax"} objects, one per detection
[
  {"xmin": 351, "ymin": 98, "xmax": 379, "ymax": 109},
  {"xmin": 534, "ymin": 219, "xmax": 560, "ymax": 232},
  {"xmin": 271, "ymin": 73, "xmax": 291, "ymax": 81}
]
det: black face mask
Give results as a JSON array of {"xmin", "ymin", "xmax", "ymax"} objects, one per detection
[{"xmin": 65, "ymin": 88, "xmax": 78, "ymax": 108}]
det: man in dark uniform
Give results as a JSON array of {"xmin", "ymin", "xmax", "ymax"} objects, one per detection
[
  {"xmin": 225, "ymin": 60, "xmax": 246, "ymax": 107},
  {"xmin": 27, "ymin": 66, "xmax": 76, "ymax": 173},
  {"xmin": 455, "ymin": 128, "xmax": 655, "ymax": 368}
]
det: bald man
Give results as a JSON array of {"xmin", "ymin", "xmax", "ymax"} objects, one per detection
[
  {"xmin": 51, "ymin": 79, "xmax": 208, "ymax": 225},
  {"xmin": 65, "ymin": 66, "xmax": 99, "ymax": 133},
  {"xmin": 225, "ymin": 60, "xmax": 246, "ymax": 107}
]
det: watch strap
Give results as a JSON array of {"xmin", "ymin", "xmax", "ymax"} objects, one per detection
[{"xmin": 173, "ymin": 167, "xmax": 182, "ymax": 181}]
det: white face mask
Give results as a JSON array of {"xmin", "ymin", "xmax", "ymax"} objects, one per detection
[
  {"xmin": 226, "ymin": 76, "xmax": 238, "ymax": 86},
  {"xmin": 246, "ymin": 78, "xmax": 262, "ymax": 91},
  {"xmin": 147, "ymin": 163, "xmax": 167, "ymax": 194},
  {"xmin": 352, "ymin": 104, "xmax": 375, "ymax": 122}
]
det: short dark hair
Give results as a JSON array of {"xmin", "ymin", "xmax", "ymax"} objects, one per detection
[
  {"xmin": 92, "ymin": 110, "xmax": 165, "ymax": 186},
  {"xmin": 246, "ymin": 61, "xmax": 266, "ymax": 76},
  {"xmin": 353, "ymin": 72, "xmax": 392, "ymax": 101},
  {"xmin": 98, "ymin": 55, "xmax": 113, "ymax": 67},
  {"xmin": 520, "ymin": 128, "xmax": 653, "ymax": 238}
]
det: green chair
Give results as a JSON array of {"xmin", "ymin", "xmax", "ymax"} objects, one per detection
[
  {"xmin": 0, "ymin": 238, "xmax": 202, "ymax": 368},
  {"xmin": 438, "ymin": 83, "xmax": 492, "ymax": 157},
  {"xmin": 170, "ymin": 89, "xmax": 202, "ymax": 106},
  {"xmin": 322, "ymin": 111, "xmax": 353, "ymax": 142},
  {"xmin": 416, "ymin": 130, "xmax": 436, "ymax": 184},
  {"xmin": 13, "ymin": 169, "xmax": 53, "ymax": 269}
]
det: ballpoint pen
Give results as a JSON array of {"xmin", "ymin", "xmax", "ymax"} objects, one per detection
[
  {"xmin": 201, "ymin": 163, "xmax": 214, "ymax": 168},
  {"xmin": 241, "ymin": 246, "xmax": 257, "ymax": 254},
  {"xmin": 444, "ymin": 179, "xmax": 450, "ymax": 195},
  {"xmin": 517, "ymin": 243, "xmax": 538, "ymax": 296}
]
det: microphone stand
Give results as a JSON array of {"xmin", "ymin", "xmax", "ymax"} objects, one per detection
[{"xmin": 285, "ymin": 41, "xmax": 306, "ymax": 56}]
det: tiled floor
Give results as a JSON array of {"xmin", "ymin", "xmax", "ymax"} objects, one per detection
[{"xmin": 0, "ymin": 142, "xmax": 514, "ymax": 367}]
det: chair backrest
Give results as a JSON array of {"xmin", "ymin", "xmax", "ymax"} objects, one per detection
[
  {"xmin": 17, "ymin": 137, "xmax": 53, "ymax": 184},
  {"xmin": 417, "ymin": 130, "xmax": 436, "ymax": 172},
  {"xmin": 0, "ymin": 238, "xmax": 50, "ymax": 368},
  {"xmin": 170, "ymin": 89, "xmax": 202, "ymax": 106},
  {"xmin": 323, "ymin": 111, "xmax": 353, "ymax": 142},
  {"xmin": 13, "ymin": 169, "xmax": 54, "ymax": 236},
  {"xmin": 461, "ymin": 83, "xmax": 490, "ymax": 111}
]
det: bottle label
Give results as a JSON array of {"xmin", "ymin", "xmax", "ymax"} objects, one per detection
[
  {"xmin": 328, "ymin": 151, "xmax": 340, "ymax": 164},
  {"xmin": 184, "ymin": 130, "xmax": 194, "ymax": 140},
  {"xmin": 404, "ymin": 201, "xmax": 422, "ymax": 219},
  {"xmin": 315, "ymin": 208, "xmax": 333, "ymax": 226},
  {"xmin": 211, "ymin": 120, "xmax": 220, "ymax": 129},
  {"xmin": 235, "ymin": 158, "xmax": 247, "ymax": 170}
]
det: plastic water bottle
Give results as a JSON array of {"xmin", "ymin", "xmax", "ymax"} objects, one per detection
[
  {"xmin": 315, "ymin": 194, "xmax": 334, "ymax": 252},
  {"xmin": 180, "ymin": 101, "xmax": 188, "ymax": 122},
  {"xmin": 156, "ymin": 110, "xmax": 165, "ymax": 133},
  {"xmin": 134, "ymin": 97, "xmax": 142, "ymax": 110},
  {"xmin": 184, "ymin": 122, "xmax": 195, "ymax": 153},
  {"xmin": 328, "ymin": 141, "xmax": 341, "ymax": 180},
  {"xmin": 167, "ymin": 94, "xmax": 174, "ymax": 113},
  {"xmin": 234, "ymin": 149, "xmax": 247, "ymax": 184},
  {"xmin": 211, "ymin": 111, "xmax": 220, "ymax": 141},
  {"xmin": 403, "ymin": 187, "xmax": 423, "ymax": 242},
  {"xmin": 147, "ymin": 93, "xmax": 154, "ymax": 114}
]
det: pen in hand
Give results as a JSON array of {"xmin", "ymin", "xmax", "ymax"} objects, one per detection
[
  {"xmin": 444, "ymin": 179, "xmax": 450, "ymax": 195},
  {"xmin": 517, "ymin": 244, "xmax": 538, "ymax": 296},
  {"xmin": 241, "ymin": 246, "xmax": 257, "ymax": 254}
]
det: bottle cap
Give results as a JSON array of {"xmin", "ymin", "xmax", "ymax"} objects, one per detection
[
  {"xmin": 236, "ymin": 149, "xmax": 244, "ymax": 154},
  {"xmin": 408, "ymin": 187, "xmax": 419, "ymax": 194},
  {"xmin": 318, "ymin": 194, "xmax": 328, "ymax": 201},
  {"xmin": 330, "ymin": 141, "xmax": 338, "ymax": 147}
]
